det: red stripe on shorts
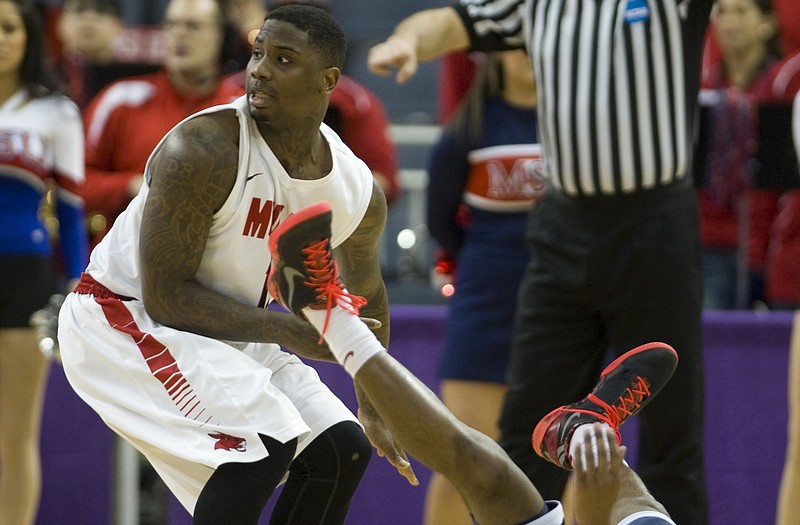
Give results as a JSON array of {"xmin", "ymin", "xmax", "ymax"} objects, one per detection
[{"xmin": 97, "ymin": 298, "xmax": 214, "ymax": 425}]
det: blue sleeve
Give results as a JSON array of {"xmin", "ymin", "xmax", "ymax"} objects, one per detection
[
  {"xmin": 56, "ymin": 195, "xmax": 89, "ymax": 281},
  {"xmin": 426, "ymin": 126, "xmax": 470, "ymax": 258}
]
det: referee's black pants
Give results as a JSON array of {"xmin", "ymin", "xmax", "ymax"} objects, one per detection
[{"xmin": 499, "ymin": 178, "xmax": 709, "ymax": 525}]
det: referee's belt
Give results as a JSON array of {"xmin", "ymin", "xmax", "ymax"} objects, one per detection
[{"xmin": 76, "ymin": 273, "xmax": 135, "ymax": 301}]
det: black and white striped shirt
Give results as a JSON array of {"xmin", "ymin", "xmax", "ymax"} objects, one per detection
[{"xmin": 455, "ymin": 0, "xmax": 714, "ymax": 196}]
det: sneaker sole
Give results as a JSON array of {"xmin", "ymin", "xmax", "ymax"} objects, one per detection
[{"xmin": 600, "ymin": 341, "xmax": 677, "ymax": 381}]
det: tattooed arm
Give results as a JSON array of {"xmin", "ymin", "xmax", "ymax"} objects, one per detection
[
  {"xmin": 334, "ymin": 181, "xmax": 390, "ymax": 348},
  {"xmin": 139, "ymin": 111, "xmax": 332, "ymax": 361}
]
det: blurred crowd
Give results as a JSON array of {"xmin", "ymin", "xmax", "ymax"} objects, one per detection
[{"xmin": 23, "ymin": 0, "xmax": 800, "ymax": 312}]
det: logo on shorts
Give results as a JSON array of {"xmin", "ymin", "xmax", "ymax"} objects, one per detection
[{"xmin": 209, "ymin": 432, "xmax": 247, "ymax": 452}]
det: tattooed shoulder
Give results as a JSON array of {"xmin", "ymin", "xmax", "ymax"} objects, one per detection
[{"xmin": 148, "ymin": 110, "xmax": 240, "ymax": 213}]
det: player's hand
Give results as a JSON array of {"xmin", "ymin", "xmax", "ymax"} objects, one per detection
[
  {"xmin": 278, "ymin": 316, "xmax": 337, "ymax": 362},
  {"xmin": 367, "ymin": 36, "xmax": 419, "ymax": 85},
  {"xmin": 355, "ymin": 387, "xmax": 419, "ymax": 486},
  {"xmin": 572, "ymin": 423, "xmax": 624, "ymax": 525},
  {"xmin": 359, "ymin": 407, "xmax": 418, "ymax": 486}
]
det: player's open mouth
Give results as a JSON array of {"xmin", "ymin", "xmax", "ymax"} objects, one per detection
[{"xmin": 249, "ymin": 91, "xmax": 273, "ymax": 107}]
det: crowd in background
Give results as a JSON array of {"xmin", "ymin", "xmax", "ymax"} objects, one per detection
[{"xmin": 27, "ymin": 0, "xmax": 800, "ymax": 313}]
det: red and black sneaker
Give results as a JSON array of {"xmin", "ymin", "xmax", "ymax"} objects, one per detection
[
  {"xmin": 267, "ymin": 201, "xmax": 367, "ymax": 340},
  {"xmin": 532, "ymin": 342, "xmax": 678, "ymax": 470}
]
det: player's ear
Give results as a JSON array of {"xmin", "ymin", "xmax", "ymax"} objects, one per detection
[{"xmin": 321, "ymin": 67, "xmax": 340, "ymax": 94}]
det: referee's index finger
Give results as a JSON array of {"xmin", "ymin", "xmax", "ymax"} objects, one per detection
[{"xmin": 367, "ymin": 43, "xmax": 418, "ymax": 84}]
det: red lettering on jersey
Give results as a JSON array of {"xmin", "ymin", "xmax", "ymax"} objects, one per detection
[
  {"xmin": 242, "ymin": 198, "xmax": 284, "ymax": 238},
  {"xmin": 486, "ymin": 158, "xmax": 547, "ymax": 199},
  {"xmin": 0, "ymin": 130, "xmax": 48, "ymax": 166},
  {"xmin": 465, "ymin": 157, "xmax": 548, "ymax": 202}
]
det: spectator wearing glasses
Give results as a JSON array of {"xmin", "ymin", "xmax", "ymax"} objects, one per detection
[{"xmin": 80, "ymin": 0, "xmax": 242, "ymax": 249}]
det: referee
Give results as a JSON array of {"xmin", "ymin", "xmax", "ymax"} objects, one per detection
[{"xmin": 368, "ymin": 1, "xmax": 712, "ymax": 524}]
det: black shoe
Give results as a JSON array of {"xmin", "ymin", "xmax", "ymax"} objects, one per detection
[
  {"xmin": 532, "ymin": 342, "xmax": 678, "ymax": 469},
  {"xmin": 267, "ymin": 201, "xmax": 366, "ymax": 337}
]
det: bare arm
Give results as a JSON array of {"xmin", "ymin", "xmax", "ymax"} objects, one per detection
[
  {"xmin": 139, "ymin": 111, "xmax": 332, "ymax": 360},
  {"xmin": 367, "ymin": 7, "xmax": 469, "ymax": 84}
]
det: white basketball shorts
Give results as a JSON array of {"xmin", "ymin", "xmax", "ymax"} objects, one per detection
[{"xmin": 58, "ymin": 292, "xmax": 359, "ymax": 514}]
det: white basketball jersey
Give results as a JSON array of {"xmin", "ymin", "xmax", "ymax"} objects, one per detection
[{"xmin": 87, "ymin": 95, "xmax": 373, "ymax": 306}]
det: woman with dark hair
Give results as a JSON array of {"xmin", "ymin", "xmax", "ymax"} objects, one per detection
[
  {"xmin": 423, "ymin": 49, "xmax": 546, "ymax": 525},
  {"xmin": 695, "ymin": 0, "xmax": 800, "ymax": 309},
  {"xmin": 0, "ymin": 1, "xmax": 88, "ymax": 523}
]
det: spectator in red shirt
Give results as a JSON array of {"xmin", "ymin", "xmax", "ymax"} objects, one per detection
[
  {"xmin": 81, "ymin": 0, "xmax": 243, "ymax": 247},
  {"xmin": 323, "ymin": 74, "xmax": 399, "ymax": 203}
]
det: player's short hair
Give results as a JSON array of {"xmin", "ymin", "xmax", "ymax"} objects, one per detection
[
  {"xmin": 264, "ymin": 4, "xmax": 346, "ymax": 70},
  {"xmin": 266, "ymin": 0, "xmax": 332, "ymax": 12}
]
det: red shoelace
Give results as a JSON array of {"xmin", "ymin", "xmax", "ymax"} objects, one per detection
[
  {"xmin": 302, "ymin": 239, "xmax": 368, "ymax": 343},
  {"xmin": 587, "ymin": 375, "xmax": 651, "ymax": 429}
]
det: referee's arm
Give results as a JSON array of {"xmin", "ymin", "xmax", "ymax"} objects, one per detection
[{"xmin": 367, "ymin": 7, "xmax": 469, "ymax": 84}]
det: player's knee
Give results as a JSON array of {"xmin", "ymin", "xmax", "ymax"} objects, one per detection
[
  {"xmin": 328, "ymin": 421, "xmax": 371, "ymax": 478},
  {"xmin": 332, "ymin": 421, "xmax": 372, "ymax": 478},
  {"xmin": 292, "ymin": 421, "xmax": 371, "ymax": 483}
]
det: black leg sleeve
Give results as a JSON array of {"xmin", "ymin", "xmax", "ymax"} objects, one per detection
[
  {"xmin": 193, "ymin": 434, "xmax": 297, "ymax": 525},
  {"xmin": 270, "ymin": 421, "xmax": 371, "ymax": 525}
]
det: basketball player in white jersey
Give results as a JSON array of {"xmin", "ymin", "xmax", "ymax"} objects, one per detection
[{"xmin": 57, "ymin": 5, "xmax": 410, "ymax": 523}]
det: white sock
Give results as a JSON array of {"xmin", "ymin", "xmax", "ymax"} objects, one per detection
[
  {"xmin": 302, "ymin": 306, "xmax": 384, "ymax": 376},
  {"xmin": 568, "ymin": 422, "xmax": 614, "ymax": 469}
]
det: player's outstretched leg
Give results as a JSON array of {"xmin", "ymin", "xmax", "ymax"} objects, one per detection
[
  {"xmin": 267, "ymin": 201, "xmax": 378, "ymax": 374},
  {"xmin": 268, "ymin": 202, "xmax": 560, "ymax": 525},
  {"xmin": 532, "ymin": 342, "xmax": 678, "ymax": 470}
]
